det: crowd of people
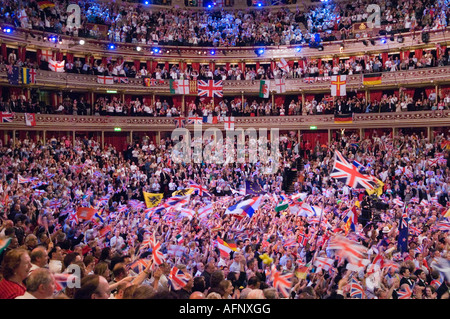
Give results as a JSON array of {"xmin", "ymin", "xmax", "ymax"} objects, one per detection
[
  {"xmin": 0, "ymin": 124, "xmax": 449, "ymax": 299},
  {"xmin": 1, "ymin": 0, "xmax": 449, "ymax": 47}
]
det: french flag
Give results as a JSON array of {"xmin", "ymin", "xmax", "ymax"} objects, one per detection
[{"xmin": 225, "ymin": 196, "xmax": 263, "ymax": 218}]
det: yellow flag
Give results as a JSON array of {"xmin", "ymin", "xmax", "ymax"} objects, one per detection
[
  {"xmin": 143, "ymin": 192, "xmax": 163, "ymax": 208},
  {"xmin": 366, "ymin": 178, "xmax": 384, "ymax": 197},
  {"xmin": 172, "ymin": 188, "xmax": 195, "ymax": 197}
]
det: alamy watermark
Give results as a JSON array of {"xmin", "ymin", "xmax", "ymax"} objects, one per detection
[{"xmin": 171, "ymin": 125, "xmax": 281, "ymax": 174}]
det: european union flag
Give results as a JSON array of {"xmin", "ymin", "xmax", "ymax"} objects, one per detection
[
  {"xmin": 6, "ymin": 65, "xmax": 19, "ymax": 85},
  {"xmin": 245, "ymin": 180, "xmax": 265, "ymax": 195}
]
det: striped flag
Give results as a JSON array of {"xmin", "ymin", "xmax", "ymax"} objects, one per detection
[{"xmin": 216, "ymin": 238, "xmax": 238, "ymax": 258}]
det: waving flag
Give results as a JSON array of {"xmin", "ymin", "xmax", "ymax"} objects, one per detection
[
  {"xmin": 225, "ymin": 196, "xmax": 263, "ymax": 218},
  {"xmin": 143, "ymin": 192, "xmax": 163, "ymax": 208},
  {"xmin": 179, "ymin": 208, "xmax": 196, "ymax": 220},
  {"xmin": 397, "ymin": 285, "xmax": 412, "ymax": 299},
  {"xmin": 76, "ymin": 207, "xmax": 97, "ymax": 221},
  {"xmin": 163, "ymin": 196, "xmax": 189, "ymax": 209},
  {"xmin": 53, "ymin": 273, "xmax": 77, "ymax": 292},
  {"xmin": 172, "ymin": 188, "xmax": 195, "ymax": 197},
  {"xmin": 198, "ymin": 80, "xmax": 223, "ymax": 97},
  {"xmin": 151, "ymin": 240, "xmax": 165, "ymax": 265},
  {"xmin": 198, "ymin": 204, "xmax": 213, "ymax": 219},
  {"xmin": 330, "ymin": 150, "xmax": 378, "ymax": 191},
  {"xmin": 327, "ymin": 235, "xmax": 368, "ymax": 266},
  {"xmin": 128, "ymin": 258, "xmax": 151, "ymax": 274},
  {"xmin": 169, "ymin": 267, "xmax": 191, "ymax": 290},
  {"xmin": 277, "ymin": 58, "xmax": 290, "ymax": 73},
  {"xmin": 48, "ymin": 58, "xmax": 65, "ymax": 72},
  {"xmin": 245, "ymin": 180, "xmax": 265, "ymax": 195},
  {"xmin": 189, "ymin": 181, "xmax": 210, "ymax": 196},
  {"xmin": 349, "ymin": 277, "xmax": 365, "ymax": 299},
  {"xmin": 216, "ymin": 238, "xmax": 238, "ymax": 258},
  {"xmin": 313, "ymin": 256, "xmax": 334, "ymax": 271},
  {"xmin": 271, "ymin": 266, "xmax": 293, "ymax": 298},
  {"xmin": 18, "ymin": 175, "xmax": 34, "ymax": 184}
]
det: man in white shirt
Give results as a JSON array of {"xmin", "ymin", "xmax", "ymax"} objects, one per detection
[
  {"xmin": 110, "ymin": 230, "xmax": 125, "ymax": 253},
  {"xmin": 16, "ymin": 268, "xmax": 55, "ymax": 299}
]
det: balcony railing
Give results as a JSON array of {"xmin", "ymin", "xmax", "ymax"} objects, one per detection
[
  {"xmin": 1, "ymin": 66, "xmax": 450, "ymax": 94},
  {"xmin": 2, "ymin": 111, "xmax": 449, "ymax": 131}
]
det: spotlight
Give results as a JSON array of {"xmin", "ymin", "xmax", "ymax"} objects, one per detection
[
  {"xmin": 317, "ymin": 45, "xmax": 324, "ymax": 51},
  {"xmin": 108, "ymin": 43, "xmax": 116, "ymax": 50},
  {"xmin": 255, "ymin": 48, "xmax": 265, "ymax": 56},
  {"xmin": 295, "ymin": 47, "xmax": 301, "ymax": 52},
  {"xmin": 79, "ymin": 39, "xmax": 85, "ymax": 45},
  {"xmin": 136, "ymin": 46, "xmax": 142, "ymax": 52},
  {"xmin": 2, "ymin": 27, "xmax": 12, "ymax": 34},
  {"xmin": 257, "ymin": 2, "xmax": 262, "ymax": 6},
  {"xmin": 49, "ymin": 35, "xmax": 58, "ymax": 43},
  {"xmin": 203, "ymin": 50, "xmax": 207, "ymax": 55},
  {"xmin": 380, "ymin": 38, "xmax": 387, "ymax": 44},
  {"xmin": 144, "ymin": 0, "xmax": 149, "ymax": 4},
  {"xmin": 210, "ymin": 49, "xmax": 216, "ymax": 55},
  {"xmin": 152, "ymin": 47, "xmax": 160, "ymax": 54}
]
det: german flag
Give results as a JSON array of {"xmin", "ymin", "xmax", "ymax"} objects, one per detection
[
  {"xmin": 37, "ymin": 1, "xmax": 55, "ymax": 9},
  {"xmin": 363, "ymin": 73, "xmax": 382, "ymax": 85},
  {"xmin": 334, "ymin": 113, "xmax": 353, "ymax": 124}
]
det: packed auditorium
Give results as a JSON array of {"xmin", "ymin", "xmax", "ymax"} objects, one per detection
[{"xmin": 0, "ymin": 0, "xmax": 449, "ymax": 302}]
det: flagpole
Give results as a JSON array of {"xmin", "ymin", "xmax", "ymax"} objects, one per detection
[{"xmin": 310, "ymin": 198, "xmax": 325, "ymax": 267}]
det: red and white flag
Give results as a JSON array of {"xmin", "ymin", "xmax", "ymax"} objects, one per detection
[
  {"xmin": 41, "ymin": 49, "xmax": 54, "ymax": 62},
  {"xmin": 223, "ymin": 116, "xmax": 235, "ymax": 131},
  {"xmin": 25, "ymin": 113, "xmax": 36, "ymax": 127},
  {"xmin": 277, "ymin": 58, "xmax": 290, "ymax": 73},
  {"xmin": 274, "ymin": 78, "xmax": 286, "ymax": 93},
  {"xmin": 331, "ymin": 75, "xmax": 347, "ymax": 96},
  {"xmin": 48, "ymin": 58, "xmax": 65, "ymax": 72},
  {"xmin": 97, "ymin": 75, "xmax": 114, "ymax": 84}
]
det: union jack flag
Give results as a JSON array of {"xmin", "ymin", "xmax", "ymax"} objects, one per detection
[
  {"xmin": 313, "ymin": 256, "xmax": 334, "ymax": 271},
  {"xmin": 173, "ymin": 116, "xmax": 186, "ymax": 128},
  {"xmin": 303, "ymin": 77, "xmax": 316, "ymax": 84},
  {"xmin": 327, "ymin": 235, "xmax": 368, "ymax": 266},
  {"xmin": 128, "ymin": 258, "xmax": 151, "ymax": 274},
  {"xmin": 432, "ymin": 221, "xmax": 450, "ymax": 232},
  {"xmin": 397, "ymin": 285, "xmax": 412, "ymax": 299},
  {"xmin": 271, "ymin": 266, "xmax": 293, "ymax": 298},
  {"xmin": 297, "ymin": 232, "xmax": 309, "ymax": 247},
  {"xmin": 151, "ymin": 239, "xmax": 165, "ymax": 265},
  {"xmin": 198, "ymin": 80, "xmax": 223, "ymax": 98},
  {"xmin": 169, "ymin": 266, "xmax": 191, "ymax": 290},
  {"xmin": 330, "ymin": 151, "xmax": 378, "ymax": 191},
  {"xmin": 189, "ymin": 181, "xmax": 210, "ymax": 196},
  {"xmin": 187, "ymin": 116, "xmax": 203, "ymax": 125},
  {"xmin": 0, "ymin": 112, "xmax": 14, "ymax": 123},
  {"xmin": 349, "ymin": 277, "xmax": 365, "ymax": 299}
]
